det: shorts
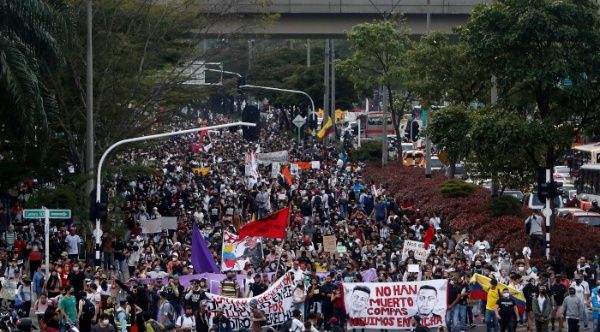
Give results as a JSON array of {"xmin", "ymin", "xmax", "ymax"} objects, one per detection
[{"xmin": 553, "ymin": 305, "xmax": 563, "ymax": 319}]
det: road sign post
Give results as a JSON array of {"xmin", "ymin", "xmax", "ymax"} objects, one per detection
[
  {"xmin": 23, "ymin": 208, "xmax": 72, "ymax": 279},
  {"xmin": 292, "ymin": 115, "xmax": 306, "ymax": 143}
]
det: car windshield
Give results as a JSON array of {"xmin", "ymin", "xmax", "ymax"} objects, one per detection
[
  {"xmin": 430, "ymin": 159, "xmax": 443, "ymax": 168},
  {"xmin": 576, "ymin": 216, "xmax": 600, "ymax": 226},
  {"xmin": 531, "ymin": 194, "xmax": 563, "ymax": 207},
  {"xmin": 503, "ymin": 192, "xmax": 523, "ymax": 200}
]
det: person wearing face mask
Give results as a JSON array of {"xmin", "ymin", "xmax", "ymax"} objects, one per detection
[
  {"xmin": 496, "ymin": 288, "xmax": 519, "ymax": 332},
  {"xmin": 92, "ymin": 313, "xmax": 116, "ymax": 332},
  {"xmin": 447, "ymin": 275, "xmax": 468, "ymax": 332},
  {"xmin": 220, "ymin": 271, "xmax": 239, "ymax": 298},
  {"xmin": 176, "ymin": 306, "xmax": 196, "ymax": 332},
  {"xmin": 533, "ymin": 286, "xmax": 552, "ymax": 332},
  {"xmin": 523, "ymin": 276, "xmax": 539, "ymax": 332},
  {"xmin": 562, "ymin": 287, "xmax": 585, "ymax": 332}
]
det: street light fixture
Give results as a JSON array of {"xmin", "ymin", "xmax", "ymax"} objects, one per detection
[{"xmin": 93, "ymin": 121, "xmax": 256, "ymax": 266}]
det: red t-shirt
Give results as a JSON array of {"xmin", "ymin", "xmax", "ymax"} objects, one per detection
[{"xmin": 13, "ymin": 239, "xmax": 27, "ymax": 255}]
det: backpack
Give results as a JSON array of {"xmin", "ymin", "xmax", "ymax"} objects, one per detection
[
  {"xmin": 82, "ymin": 299, "xmax": 95, "ymax": 320},
  {"xmin": 149, "ymin": 320, "xmax": 166, "ymax": 332}
]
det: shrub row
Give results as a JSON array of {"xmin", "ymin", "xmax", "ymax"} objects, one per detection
[{"xmin": 365, "ymin": 162, "xmax": 600, "ymax": 274}]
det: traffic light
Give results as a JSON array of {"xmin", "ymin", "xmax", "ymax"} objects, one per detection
[
  {"xmin": 94, "ymin": 202, "xmax": 108, "ymax": 223},
  {"xmin": 537, "ymin": 182, "xmax": 549, "ymax": 201},
  {"xmin": 241, "ymin": 105, "xmax": 260, "ymax": 141},
  {"xmin": 237, "ymin": 76, "xmax": 246, "ymax": 95},
  {"xmin": 405, "ymin": 120, "xmax": 419, "ymax": 142},
  {"xmin": 548, "ymin": 181, "xmax": 563, "ymax": 198}
]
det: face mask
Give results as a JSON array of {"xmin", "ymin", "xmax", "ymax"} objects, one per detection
[
  {"xmin": 102, "ymin": 320, "xmax": 109, "ymax": 325},
  {"xmin": 518, "ymin": 266, "xmax": 525, "ymax": 272},
  {"xmin": 575, "ymin": 280, "xmax": 581, "ymax": 285},
  {"xmin": 73, "ymin": 267, "xmax": 79, "ymax": 272},
  {"xmin": 172, "ymin": 257, "xmax": 177, "ymax": 261},
  {"xmin": 434, "ymin": 260, "xmax": 439, "ymax": 264},
  {"xmin": 503, "ymin": 292, "xmax": 510, "ymax": 298}
]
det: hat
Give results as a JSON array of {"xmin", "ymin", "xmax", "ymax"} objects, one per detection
[
  {"xmin": 61, "ymin": 252, "xmax": 68, "ymax": 257},
  {"xmin": 328, "ymin": 317, "xmax": 338, "ymax": 325}
]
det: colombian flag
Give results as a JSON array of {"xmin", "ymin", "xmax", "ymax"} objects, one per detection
[
  {"xmin": 469, "ymin": 274, "xmax": 526, "ymax": 313},
  {"xmin": 317, "ymin": 117, "xmax": 334, "ymax": 140}
]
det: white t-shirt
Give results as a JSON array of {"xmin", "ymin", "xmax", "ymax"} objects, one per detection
[
  {"xmin": 65, "ymin": 234, "xmax": 81, "ymax": 255},
  {"xmin": 290, "ymin": 318, "xmax": 303, "ymax": 332},
  {"xmin": 176, "ymin": 315, "xmax": 195, "ymax": 329}
]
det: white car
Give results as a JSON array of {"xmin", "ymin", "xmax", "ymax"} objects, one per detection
[{"xmin": 553, "ymin": 166, "xmax": 571, "ymax": 182}]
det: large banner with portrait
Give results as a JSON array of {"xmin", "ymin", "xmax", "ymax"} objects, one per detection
[
  {"xmin": 204, "ymin": 271, "xmax": 295, "ymax": 330},
  {"xmin": 343, "ymin": 279, "xmax": 447, "ymax": 329},
  {"xmin": 221, "ymin": 230, "xmax": 263, "ymax": 271}
]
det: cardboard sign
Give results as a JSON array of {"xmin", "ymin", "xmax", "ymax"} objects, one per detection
[{"xmin": 323, "ymin": 235, "xmax": 337, "ymax": 253}]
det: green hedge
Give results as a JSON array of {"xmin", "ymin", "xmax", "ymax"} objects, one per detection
[
  {"xmin": 489, "ymin": 195, "xmax": 523, "ymax": 217},
  {"xmin": 439, "ymin": 179, "xmax": 477, "ymax": 198},
  {"xmin": 349, "ymin": 141, "xmax": 382, "ymax": 162}
]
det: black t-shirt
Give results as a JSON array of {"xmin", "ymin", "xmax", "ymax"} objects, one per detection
[
  {"xmin": 550, "ymin": 283, "xmax": 567, "ymax": 306},
  {"xmin": 187, "ymin": 289, "xmax": 207, "ymax": 310},
  {"xmin": 68, "ymin": 271, "xmax": 85, "ymax": 292},
  {"xmin": 113, "ymin": 241, "xmax": 127, "ymax": 260},
  {"xmin": 496, "ymin": 297, "xmax": 517, "ymax": 320},
  {"xmin": 249, "ymin": 282, "xmax": 267, "ymax": 297},
  {"xmin": 448, "ymin": 283, "xmax": 467, "ymax": 306}
]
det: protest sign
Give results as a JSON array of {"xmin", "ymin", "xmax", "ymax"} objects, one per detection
[
  {"xmin": 204, "ymin": 272, "xmax": 296, "ymax": 330},
  {"xmin": 161, "ymin": 216, "xmax": 178, "ymax": 230},
  {"xmin": 221, "ymin": 231, "xmax": 263, "ymax": 271},
  {"xmin": 344, "ymin": 279, "xmax": 447, "ymax": 329},
  {"xmin": 323, "ymin": 235, "xmax": 337, "ymax": 253},
  {"xmin": 256, "ymin": 150, "xmax": 289, "ymax": 164},
  {"xmin": 271, "ymin": 162, "xmax": 281, "ymax": 179},
  {"xmin": 0, "ymin": 280, "xmax": 18, "ymax": 300},
  {"xmin": 401, "ymin": 240, "xmax": 430, "ymax": 262},
  {"xmin": 141, "ymin": 219, "xmax": 162, "ymax": 234},
  {"xmin": 192, "ymin": 167, "xmax": 210, "ymax": 176}
]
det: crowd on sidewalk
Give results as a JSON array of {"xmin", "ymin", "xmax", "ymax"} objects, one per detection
[{"xmin": 0, "ymin": 109, "xmax": 598, "ymax": 332}]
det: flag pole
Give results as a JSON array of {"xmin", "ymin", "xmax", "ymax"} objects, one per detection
[{"xmin": 272, "ymin": 203, "xmax": 292, "ymax": 284}]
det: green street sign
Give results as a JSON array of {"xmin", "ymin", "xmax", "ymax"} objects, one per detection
[
  {"xmin": 23, "ymin": 209, "xmax": 44, "ymax": 219},
  {"xmin": 49, "ymin": 210, "xmax": 71, "ymax": 219},
  {"xmin": 23, "ymin": 209, "xmax": 71, "ymax": 219}
]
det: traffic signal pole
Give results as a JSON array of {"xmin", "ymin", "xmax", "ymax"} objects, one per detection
[
  {"xmin": 94, "ymin": 122, "xmax": 256, "ymax": 267},
  {"xmin": 543, "ymin": 168, "xmax": 552, "ymax": 259}
]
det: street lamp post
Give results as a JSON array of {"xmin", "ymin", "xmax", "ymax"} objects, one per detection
[
  {"xmin": 94, "ymin": 122, "xmax": 256, "ymax": 266},
  {"xmin": 239, "ymin": 84, "xmax": 315, "ymax": 116},
  {"xmin": 424, "ymin": 0, "xmax": 433, "ymax": 178}
]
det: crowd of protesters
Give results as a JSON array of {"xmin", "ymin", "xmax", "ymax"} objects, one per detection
[{"xmin": 0, "ymin": 109, "xmax": 598, "ymax": 332}]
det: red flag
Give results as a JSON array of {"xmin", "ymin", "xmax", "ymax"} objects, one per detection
[
  {"xmin": 281, "ymin": 166, "xmax": 293, "ymax": 186},
  {"xmin": 423, "ymin": 226, "xmax": 435, "ymax": 249},
  {"xmin": 238, "ymin": 207, "xmax": 289, "ymax": 240}
]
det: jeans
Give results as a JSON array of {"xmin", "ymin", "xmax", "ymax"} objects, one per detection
[
  {"xmin": 567, "ymin": 318, "xmax": 579, "ymax": 332},
  {"xmin": 486, "ymin": 309, "xmax": 499, "ymax": 332},
  {"xmin": 447, "ymin": 305, "xmax": 467, "ymax": 332},
  {"xmin": 499, "ymin": 318, "xmax": 516, "ymax": 332}
]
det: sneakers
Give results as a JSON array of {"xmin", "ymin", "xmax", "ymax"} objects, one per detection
[{"xmin": 470, "ymin": 324, "xmax": 476, "ymax": 329}]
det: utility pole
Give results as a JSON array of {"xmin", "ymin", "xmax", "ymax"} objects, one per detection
[
  {"xmin": 85, "ymin": 0, "xmax": 94, "ymax": 198},
  {"xmin": 248, "ymin": 40, "xmax": 255, "ymax": 72},
  {"xmin": 382, "ymin": 86, "xmax": 389, "ymax": 167},
  {"xmin": 324, "ymin": 40, "xmax": 331, "ymax": 129},
  {"xmin": 330, "ymin": 40, "xmax": 336, "ymax": 141},
  {"xmin": 306, "ymin": 39, "xmax": 311, "ymax": 67},
  {"xmin": 424, "ymin": 0, "xmax": 433, "ymax": 178}
]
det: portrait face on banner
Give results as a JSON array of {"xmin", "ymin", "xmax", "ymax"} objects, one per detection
[
  {"xmin": 349, "ymin": 285, "xmax": 371, "ymax": 316},
  {"xmin": 344, "ymin": 280, "xmax": 447, "ymax": 330},
  {"xmin": 416, "ymin": 285, "xmax": 439, "ymax": 317}
]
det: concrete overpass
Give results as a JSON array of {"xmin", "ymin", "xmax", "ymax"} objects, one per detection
[{"xmin": 203, "ymin": 0, "xmax": 490, "ymax": 38}]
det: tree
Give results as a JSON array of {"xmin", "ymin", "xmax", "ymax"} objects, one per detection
[
  {"xmin": 407, "ymin": 32, "xmax": 489, "ymax": 106},
  {"xmin": 460, "ymin": 0, "xmax": 600, "ymax": 170},
  {"xmin": 468, "ymin": 108, "xmax": 540, "ymax": 193},
  {"xmin": 0, "ymin": 0, "xmax": 67, "ymax": 178},
  {"xmin": 339, "ymin": 20, "xmax": 413, "ymax": 156},
  {"xmin": 426, "ymin": 106, "xmax": 472, "ymax": 178},
  {"xmin": 51, "ymin": 0, "xmax": 269, "ymax": 173}
]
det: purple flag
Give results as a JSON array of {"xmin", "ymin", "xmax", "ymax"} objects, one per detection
[{"xmin": 191, "ymin": 222, "xmax": 220, "ymax": 273}]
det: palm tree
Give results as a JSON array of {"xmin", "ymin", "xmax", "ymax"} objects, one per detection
[{"xmin": 0, "ymin": 0, "xmax": 65, "ymax": 159}]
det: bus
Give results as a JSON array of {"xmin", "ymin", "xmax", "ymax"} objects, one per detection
[
  {"xmin": 365, "ymin": 112, "xmax": 396, "ymax": 139},
  {"xmin": 572, "ymin": 142, "xmax": 600, "ymax": 164},
  {"xmin": 575, "ymin": 164, "xmax": 600, "ymax": 208}
]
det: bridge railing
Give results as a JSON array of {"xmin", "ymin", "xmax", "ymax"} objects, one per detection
[{"xmin": 207, "ymin": 0, "xmax": 490, "ymax": 15}]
